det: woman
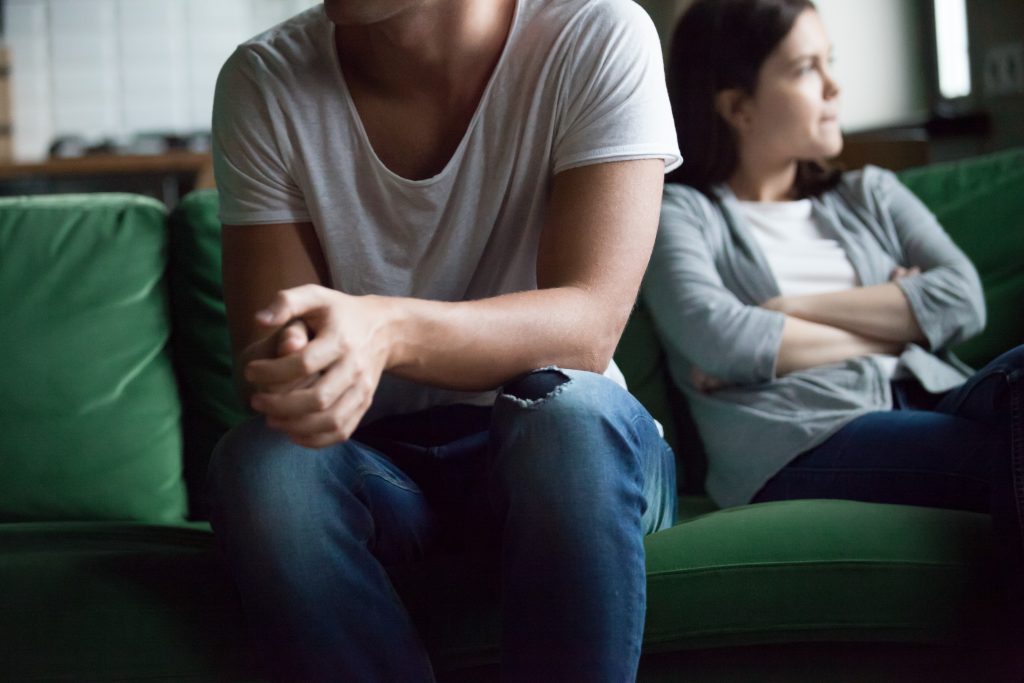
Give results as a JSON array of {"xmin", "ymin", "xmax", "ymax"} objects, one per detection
[{"xmin": 645, "ymin": 0, "xmax": 1023, "ymax": 654}]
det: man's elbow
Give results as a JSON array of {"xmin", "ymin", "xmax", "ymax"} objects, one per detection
[
  {"xmin": 576, "ymin": 349, "xmax": 617, "ymax": 375},
  {"xmin": 565, "ymin": 320, "xmax": 624, "ymax": 375}
]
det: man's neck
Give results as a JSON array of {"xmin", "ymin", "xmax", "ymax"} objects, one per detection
[{"xmin": 335, "ymin": 0, "xmax": 515, "ymax": 99}]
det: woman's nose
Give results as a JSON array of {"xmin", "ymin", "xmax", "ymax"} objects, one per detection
[{"xmin": 823, "ymin": 68, "xmax": 841, "ymax": 100}]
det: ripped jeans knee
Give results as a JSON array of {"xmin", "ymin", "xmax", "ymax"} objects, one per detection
[{"xmin": 500, "ymin": 367, "xmax": 571, "ymax": 406}]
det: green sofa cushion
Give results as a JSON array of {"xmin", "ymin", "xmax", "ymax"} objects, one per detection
[
  {"xmin": 898, "ymin": 147, "xmax": 1024, "ymax": 368},
  {"xmin": 0, "ymin": 522, "xmax": 256, "ymax": 682},
  {"xmin": 400, "ymin": 500, "xmax": 996, "ymax": 675},
  {"xmin": 1, "ymin": 500, "xmax": 997, "ymax": 681},
  {"xmin": 643, "ymin": 499, "xmax": 996, "ymax": 651},
  {"xmin": 615, "ymin": 301, "xmax": 709, "ymax": 493},
  {"xmin": 168, "ymin": 190, "xmax": 247, "ymax": 435},
  {"xmin": 0, "ymin": 194, "xmax": 186, "ymax": 523},
  {"xmin": 167, "ymin": 190, "xmax": 248, "ymax": 519}
]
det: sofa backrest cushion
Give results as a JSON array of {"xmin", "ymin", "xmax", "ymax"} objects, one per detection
[
  {"xmin": 0, "ymin": 194, "xmax": 187, "ymax": 522},
  {"xmin": 898, "ymin": 146, "xmax": 1024, "ymax": 368},
  {"xmin": 614, "ymin": 301, "xmax": 707, "ymax": 493},
  {"xmin": 167, "ymin": 190, "xmax": 248, "ymax": 519}
]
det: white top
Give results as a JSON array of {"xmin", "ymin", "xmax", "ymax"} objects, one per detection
[
  {"xmin": 212, "ymin": 0, "xmax": 681, "ymax": 420},
  {"xmin": 739, "ymin": 199, "xmax": 900, "ymax": 378},
  {"xmin": 739, "ymin": 199, "xmax": 858, "ymax": 296}
]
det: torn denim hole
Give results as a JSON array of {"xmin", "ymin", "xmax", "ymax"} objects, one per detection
[{"xmin": 500, "ymin": 367, "xmax": 571, "ymax": 407}]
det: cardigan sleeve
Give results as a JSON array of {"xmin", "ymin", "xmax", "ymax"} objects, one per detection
[
  {"xmin": 867, "ymin": 168, "xmax": 986, "ymax": 351},
  {"xmin": 644, "ymin": 185, "xmax": 785, "ymax": 386}
]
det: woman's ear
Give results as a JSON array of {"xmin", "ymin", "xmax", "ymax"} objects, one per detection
[{"xmin": 714, "ymin": 88, "xmax": 750, "ymax": 132}]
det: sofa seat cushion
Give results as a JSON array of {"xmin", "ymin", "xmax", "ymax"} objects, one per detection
[
  {"xmin": 400, "ymin": 498, "xmax": 998, "ymax": 674},
  {"xmin": 643, "ymin": 499, "xmax": 997, "ymax": 652},
  {"xmin": 0, "ymin": 522, "xmax": 256, "ymax": 682},
  {"xmin": 0, "ymin": 194, "xmax": 186, "ymax": 522},
  {"xmin": 1, "ymin": 500, "xmax": 998, "ymax": 680}
]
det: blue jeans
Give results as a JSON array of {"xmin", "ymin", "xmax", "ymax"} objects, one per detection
[
  {"xmin": 207, "ymin": 368, "xmax": 677, "ymax": 682},
  {"xmin": 752, "ymin": 345, "xmax": 1023, "ymax": 524},
  {"xmin": 752, "ymin": 345, "xmax": 1024, "ymax": 670}
]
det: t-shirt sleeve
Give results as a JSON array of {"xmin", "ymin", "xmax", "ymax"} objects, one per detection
[
  {"xmin": 552, "ymin": 2, "xmax": 681, "ymax": 176},
  {"xmin": 212, "ymin": 47, "xmax": 312, "ymax": 226}
]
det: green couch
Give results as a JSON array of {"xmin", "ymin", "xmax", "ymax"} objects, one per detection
[{"xmin": 1, "ymin": 148, "xmax": 1022, "ymax": 682}]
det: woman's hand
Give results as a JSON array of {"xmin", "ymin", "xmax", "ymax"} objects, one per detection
[
  {"xmin": 244, "ymin": 285, "xmax": 395, "ymax": 448},
  {"xmin": 890, "ymin": 265, "xmax": 921, "ymax": 281},
  {"xmin": 691, "ymin": 366, "xmax": 729, "ymax": 394},
  {"xmin": 760, "ymin": 295, "xmax": 789, "ymax": 314}
]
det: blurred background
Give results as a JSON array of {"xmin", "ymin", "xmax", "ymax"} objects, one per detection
[
  {"xmin": 0, "ymin": 0, "xmax": 1021, "ymax": 206},
  {"xmin": 638, "ymin": 0, "xmax": 1024, "ymax": 165}
]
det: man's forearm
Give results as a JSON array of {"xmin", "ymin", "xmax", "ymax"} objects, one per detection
[
  {"xmin": 766, "ymin": 282, "xmax": 926, "ymax": 344},
  {"xmin": 381, "ymin": 286, "xmax": 626, "ymax": 391}
]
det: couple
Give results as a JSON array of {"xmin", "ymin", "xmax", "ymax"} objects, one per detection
[{"xmin": 208, "ymin": 0, "xmax": 1023, "ymax": 680}]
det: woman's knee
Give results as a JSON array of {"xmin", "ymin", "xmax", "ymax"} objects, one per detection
[{"xmin": 983, "ymin": 344, "xmax": 1024, "ymax": 379}]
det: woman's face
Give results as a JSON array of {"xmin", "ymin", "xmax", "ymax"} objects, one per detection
[{"xmin": 732, "ymin": 8, "xmax": 843, "ymax": 163}]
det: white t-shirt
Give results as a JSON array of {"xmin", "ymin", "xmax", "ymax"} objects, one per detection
[
  {"xmin": 739, "ymin": 199, "xmax": 900, "ymax": 378},
  {"xmin": 212, "ymin": 0, "xmax": 681, "ymax": 420},
  {"xmin": 739, "ymin": 199, "xmax": 858, "ymax": 296}
]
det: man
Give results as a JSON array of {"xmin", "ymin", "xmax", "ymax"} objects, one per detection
[{"xmin": 207, "ymin": 0, "xmax": 680, "ymax": 680}]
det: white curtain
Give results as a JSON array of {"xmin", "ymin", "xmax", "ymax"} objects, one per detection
[{"xmin": 4, "ymin": 0, "xmax": 317, "ymax": 161}]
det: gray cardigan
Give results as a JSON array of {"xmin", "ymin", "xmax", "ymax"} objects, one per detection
[{"xmin": 644, "ymin": 167, "xmax": 985, "ymax": 508}]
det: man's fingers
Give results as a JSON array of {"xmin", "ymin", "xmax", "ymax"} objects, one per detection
[
  {"xmin": 277, "ymin": 319, "xmax": 310, "ymax": 356},
  {"xmin": 259, "ymin": 359, "xmax": 376, "ymax": 446},
  {"xmin": 246, "ymin": 333, "xmax": 341, "ymax": 385},
  {"xmin": 252, "ymin": 362, "xmax": 348, "ymax": 418},
  {"xmin": 269, "ymin": 381, "xmax": 374, "ymax": 446},
  {"xmin": 254, "ymin": 372, "xmax": 318, "ymax": 397},
  {"xmin": 255, "ymin": 284, "xmax": 332, "ymax": 327}
]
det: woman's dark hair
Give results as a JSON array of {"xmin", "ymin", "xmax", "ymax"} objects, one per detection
[{"xmin": 665, "ymin": 0, "xmax": 841, "ymax": 198}]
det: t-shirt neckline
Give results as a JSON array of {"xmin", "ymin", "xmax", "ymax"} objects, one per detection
[
  {"xmin": 324, "ymin": 0, "xmax": 523, "ymax": 187},
  {"xmin": 738, "ymin": 197, "xmax": 814, "ymax": 220}
]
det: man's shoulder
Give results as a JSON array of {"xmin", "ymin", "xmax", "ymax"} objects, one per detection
[
  {"xmin": 526, "ymin": 0, "xmax": 654, "ymax": 35},
  {"xmin": 230, "ymin": 5, "xmax": 327, "ymax": 76}
]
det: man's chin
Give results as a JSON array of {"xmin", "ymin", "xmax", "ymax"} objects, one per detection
[{"xmin": 323, "ymin": 0, "xmax": 414, "ymax": 27}]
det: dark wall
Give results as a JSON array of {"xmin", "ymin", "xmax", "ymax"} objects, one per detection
[{"xmin": 967, "ymin": 0, "xmax": 1024, "ymax": 152}]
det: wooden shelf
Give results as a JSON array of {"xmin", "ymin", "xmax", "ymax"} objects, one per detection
[{"xmin": 0, "ymin": 151, "xmax": 211, "ymax": 180}]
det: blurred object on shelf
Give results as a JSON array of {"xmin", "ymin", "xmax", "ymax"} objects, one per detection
[
  {"xmin": 836, "ymin": 129, "xmax": 931, "ymax": 172},
  {"xmin": 48, "ymin": 131, "xmax": 211, "ymax": 159},
  {"xmin": 0, "ymin": 149, "xmax": 211, "ymax": 208},
  {"xmin": 194, "ymin": 156, "xmax": 216, "ymax": 190}
]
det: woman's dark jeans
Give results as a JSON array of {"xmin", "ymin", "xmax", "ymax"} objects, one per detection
[{"xmin": 754, "ymin": 344, "xmax": 1024, "ymax": 674}]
